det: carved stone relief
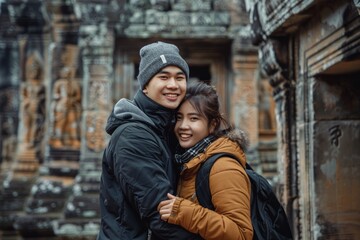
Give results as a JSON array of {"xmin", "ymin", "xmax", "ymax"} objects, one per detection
[
  {"xmin": 50, "ymin": 66, "xmax": 82, "ymax": 149},
  {"xmin": 85, "ymin": 111, "xmax": 107, "ymax": 152},
  {"xmin": 21, "ymin": 53, "xmax": 45, "ymax": 149}
]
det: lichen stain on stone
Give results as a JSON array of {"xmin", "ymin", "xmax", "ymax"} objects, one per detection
[{"xmin": 320, "ymin": 157, "xmax": 336, "ymax": 183}]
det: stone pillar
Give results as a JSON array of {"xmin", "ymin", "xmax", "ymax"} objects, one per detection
[
  {"xmin": 258, "ymin": 38, "xmax": 297, "ymax": 232},
  {"xmin": 52, "ymin": 1, "xmax": 116, "ymax": 235},
  {"xmin": 46, "ymin": 0, "xmax": 82, "ymax": 163},
  {"xmin": 0, "ymin": 2, "xmax": 19, "ymax": 168},
  {"xmin": 231, "ymin": 37, "xmax": 260, "ymax": 167},
  {"xmin": 0, "ymin": 2, "xmax": 21, "ymax": 237}
]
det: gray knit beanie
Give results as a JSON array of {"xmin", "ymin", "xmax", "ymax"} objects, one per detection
[{"xmin": 137, "ymin": 41, "xmax": 189, "ymax": 89}]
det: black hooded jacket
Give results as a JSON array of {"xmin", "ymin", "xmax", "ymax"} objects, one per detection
[{"xmin": 97, "ymin": 90, "xmax": 198, "ymax": 240}]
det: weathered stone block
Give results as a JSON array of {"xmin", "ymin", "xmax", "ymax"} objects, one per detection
[
  {"xmin": 65, "ymin": 195, "xmax": 100, "ymax": 219},
  {"xmin": 127, "ymin": 11, "xmax": 145, "ymax": 24},
  {"xmin": 32, "ymin": 180, "xmax": 69, "ymax": 199},
  {"xmin": 1, "ymin": 178, "xmax": 33, "ymax": 198},
  {"xmin": 123, "ymin": 25, "xmax": 149, "ymax": 37},
  {"xmin": 73, "ymin": 183, "xmax": 100, "ymax": 194},
  {"xmin": 146, "ymin": 24, "xmax": 169, "ymax": 34},
  {"xmin": 191, "ymin": 12, "xmax": 213, "ymax": 25},
  {"xmin": 14, "ymin": 216, "xmax": 56, "ymax": 237},
  {"xmin": 25, "ymin": 198, "xmax": 65, "ymax": 214},
  {"xmin": 0, "ymin": 197, "xmax": 27, "ymax": 212},
  {"xmin": 149, "ymin": 0, "xmax": 170, "ymax": 11},
  {"xmin": 129, "ymin": 0, "xmax": 150, "ymax": 8},
  {"xmin": 172, "ymin": 0, "xmax": 192, "ymax": 11},
  {"xmin": 189, "ymin": 26, "xmax": 227, "ymax": 37},
  {"xmin": 168, "ymin": 11, "xmax": 191, "ymax": 26},
  {"xmin": 313, "ymin": 120, "xmax": 360, "ymax": 239},
  {"xmin": 54, "ymin": 219, "xmax": 100, "ymax": 237},
  {"xmin": 172, "ymin": 0, "xmax": 211, "ymax": 11},
  {"xmin": 145, "ymin": 9, "xmax": 169, "ymax": 25},
  {"xmin": 213, "ymin": 12, "xmax": 231, "ymax": 26},
  {"xmin": 48, "ymin": 165, "xmax": 79, "ymax": 177},
  {"xmin": 313, "ymin": 76, "xmax": 360, "ymax": 120},
  {"xmin": 0, "ymin": 214, "xmax": 17, "ymax": 230}
]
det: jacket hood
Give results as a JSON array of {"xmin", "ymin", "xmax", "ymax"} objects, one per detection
[
  {"xmin": 224, "ymin": 128, "xmax": 249, "ymax": 152},
  {"xmin": 105, "ymin": 90, "xmax": 176, "ymax": 135}
]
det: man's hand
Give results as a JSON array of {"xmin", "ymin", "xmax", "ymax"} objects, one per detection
[{"xmin": 158, "ymin": 193, "xmax": 176, "ymax": 221}]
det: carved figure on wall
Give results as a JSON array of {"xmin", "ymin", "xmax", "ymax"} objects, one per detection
[
  {"xmin": 50, "ymin": 66, "xmax": 82, "ymax": 149},
  {"xmin": 21, "ymin": 55, "xmax": 45, "ymax": 148}
]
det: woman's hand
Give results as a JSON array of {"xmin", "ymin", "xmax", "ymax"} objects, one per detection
[{"xmin": 158, "ymin": 193, "xmax": 176, "ymax": 221}]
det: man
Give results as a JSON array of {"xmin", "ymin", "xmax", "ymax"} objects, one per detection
[{"xmin": 97, "ymin": 42, "xmax": 198, "ymax": 239}]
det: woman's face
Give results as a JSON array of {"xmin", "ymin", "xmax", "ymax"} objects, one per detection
[{"xmin": 175, "ymin": 100, "xmax": 214, "ymax": 149}]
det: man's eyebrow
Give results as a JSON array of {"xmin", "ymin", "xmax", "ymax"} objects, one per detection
[{"xmin": 157, "ymin": 70, "xmax": 185, "ymax": 75}]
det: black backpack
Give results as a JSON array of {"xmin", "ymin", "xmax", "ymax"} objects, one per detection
[{"xmin": 195, "ymin": 153, "xmax": 293, "ymax": 240}]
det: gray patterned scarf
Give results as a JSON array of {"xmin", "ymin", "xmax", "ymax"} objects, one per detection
[{"xmin": 174, "ymin": 135, "xmax": 217, "ymax": 166}]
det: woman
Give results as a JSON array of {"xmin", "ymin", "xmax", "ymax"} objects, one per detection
[{"xmin": 158, "ymin": 80, "xmax": 253, "ymax": 240}]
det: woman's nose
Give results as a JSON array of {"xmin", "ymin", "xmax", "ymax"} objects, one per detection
[{"xmin": 178, "ymin": 119, "xmax": 189, "ymax": 129}]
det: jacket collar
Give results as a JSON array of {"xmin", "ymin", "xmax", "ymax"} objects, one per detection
[{"xmin": 133, "ymin": 89, "xmax": 176, "ymax": 134}]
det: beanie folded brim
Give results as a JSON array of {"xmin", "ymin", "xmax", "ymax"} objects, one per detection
[
  {"xmin": 138, "ymin": 54, "xmax": 189, "ymax": 89},
  {"xmin": 137, "ymin": 41, "xmax": 189, "ymax": 89}
]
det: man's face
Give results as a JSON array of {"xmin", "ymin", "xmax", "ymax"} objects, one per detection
[{"xmin": 143, "ymin": 66, "xmax": 187, "ymax": 109}]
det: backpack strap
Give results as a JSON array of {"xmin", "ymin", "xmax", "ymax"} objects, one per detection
[{"xmin": 195, "ymin": 152, "xmax": 239, "ymax": 210}]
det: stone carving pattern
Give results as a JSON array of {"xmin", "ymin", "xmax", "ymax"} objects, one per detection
[
  {"xmin": 353, "ymin": 0, "xmax": 360, "ymax": 14},
  {"xmin": 89, "ymin": 80, "xmax": 108, "ymax": 111},
  {"xmin": 329, "ymin": 125, "xmax": 342, "ymax": 147},
  {"xmin": 86, "ymin": 111, "xmax": 107, "ymax": 152},
  {"xmin": 249, "ymin": 2, "xmax": 267, "ymax": 45},
  {"xmin": 260, "ymin": 40, "xmax": 288, "ymax": 88}
]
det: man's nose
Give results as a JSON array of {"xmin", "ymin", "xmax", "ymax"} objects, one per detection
[{"xmin": 167, "ymin": 77, "xmax": 178, "ymax": 88}]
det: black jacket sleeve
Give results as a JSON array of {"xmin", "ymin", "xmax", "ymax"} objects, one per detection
[{"xmin": 113, "ymin": 124, "xmax": 199, "ymax": 240}]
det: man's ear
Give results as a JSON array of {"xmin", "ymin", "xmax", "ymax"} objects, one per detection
[{"xmin": 143, "ymin": 88, "xmax": 148, "ymax": 94}]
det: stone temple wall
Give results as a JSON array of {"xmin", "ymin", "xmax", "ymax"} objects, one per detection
[
  {"xmin": 248, "ymin": 0, "xmax": 360, "ymax": 239},
  {"xmin": 0, "ymin": 0, "xmax": 277, "ymax": 239}
]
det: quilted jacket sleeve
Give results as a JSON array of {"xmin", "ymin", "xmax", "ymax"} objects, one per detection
[
  {"xmin": 114, "ymin": 124, "xmax": 199, "ymax": 240},
  {"xmin": 167, "ymin": 157, "xmax": 253, "ymax": 240}
]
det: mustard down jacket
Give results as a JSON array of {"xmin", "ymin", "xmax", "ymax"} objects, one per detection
[{"xmin": 168, "ymin": 132, "xmax": 253, "ymax": 240}]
